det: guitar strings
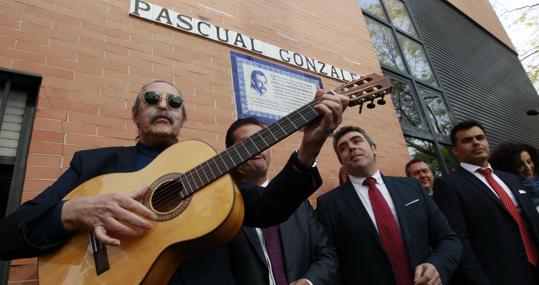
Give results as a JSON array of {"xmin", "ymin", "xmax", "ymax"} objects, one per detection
[
  {"xmin": 148, "ymin": 99, "xmax": 325, "ymax": 210},
  {"xmin": 149, "ymin": 101, "xmax": 321, "ymax": 210}
]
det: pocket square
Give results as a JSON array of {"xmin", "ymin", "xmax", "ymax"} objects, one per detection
[
  {"xmin": 404, "ymin": 199, "xmax": 419, "ymax": 207},
  {"xmin": 519, "ymin": 190, "xmax": 527, "ymax": 194}
]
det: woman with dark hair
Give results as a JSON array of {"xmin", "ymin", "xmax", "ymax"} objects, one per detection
[{"xmin": 490, "ymin": 142, "xmax": 539, "ymax": 208}]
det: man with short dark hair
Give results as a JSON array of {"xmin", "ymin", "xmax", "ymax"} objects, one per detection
[
  {"xmin": 434, "ymin": 120, "xmax": 539, "ymax": 285},
  {"xmin": 405, "ymin": 158, "xmax": 435, "ymax": 195},
  {"xmin": 317, "ymin": 125, "xmax": 461, "ymax": 285},
  {"xmin": 0, "ymin": 81, "xmax": 348, "ymax": 285},
  {"xmin": 225, "ymin": 118, "xmax": 338, "ymax": 285}
]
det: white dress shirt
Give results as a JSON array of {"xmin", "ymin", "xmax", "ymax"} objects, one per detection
[
  {"xmin": 348, "ymin": 170, "xmax": 400, "ymax": 231},
  {"xmin": 460, "ymin": 162, "xmax": 519, "ymax": 208}
]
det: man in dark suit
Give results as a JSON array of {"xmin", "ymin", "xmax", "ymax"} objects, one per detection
[
  {"xmin": 317, "ymin": 125, "xmax": 461, "ymax": 285},
  {"xmin": 433, "ymin": 120, "xmax": 539, "ymax": 285},
  {"xmin": 224, "ymin": 118, "xmax": 338, "ymax": 285},
  {"xmin": 0, "ymin": 80, "xmax": 349, "ymax": 284}
]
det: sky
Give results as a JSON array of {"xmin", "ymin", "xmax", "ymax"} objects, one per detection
[{"xmin": 489, "ymin": 0, "xmax": 539, "ymax": 92}]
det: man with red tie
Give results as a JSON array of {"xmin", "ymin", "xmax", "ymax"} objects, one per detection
[
  {"xmin": 317, "ymin": 125, "xmax": 461, "ymax": 285},
  {"xmin": 434, "ymin": 120, "xmax": 539, "ymax": 285}
]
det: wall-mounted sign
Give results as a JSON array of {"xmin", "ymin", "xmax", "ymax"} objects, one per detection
[
  {"xmin": 230, "ymin": 51, "xmax": 322, "ymax": 125},
  {"xmin": 129, "ymin": 0, "xmax": 360, "ymax": 82}
]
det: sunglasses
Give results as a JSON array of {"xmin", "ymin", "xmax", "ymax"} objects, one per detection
[{"xmin": 143, "ymin": 91, "xmax": 184, "ymax": 109}]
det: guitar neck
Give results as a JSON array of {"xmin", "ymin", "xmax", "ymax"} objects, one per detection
[{"xmin": 180, "ymin": 99, "xmax": 321, "ymax": 196}]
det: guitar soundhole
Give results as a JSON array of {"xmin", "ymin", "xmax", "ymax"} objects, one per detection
[
  {"xmin": 151, "ymin": 180, "xmax": 183, "ymax": 212},
  {"xmin": 144, "ymin": 173, "xmax": 192, "ymax": 221}
]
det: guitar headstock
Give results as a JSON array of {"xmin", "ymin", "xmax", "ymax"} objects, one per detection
[{"xmin": 329, "ymin": 74, "xmax": 393, "ymax": 113}]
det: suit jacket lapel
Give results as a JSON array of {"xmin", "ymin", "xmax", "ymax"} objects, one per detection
[
  {"xmin": 244, "ymin": 227, "xmax": 269, "ymax": 266},
  {"xmin": 456, "ymin": 166, "xmax": 507, "ymax": 212},
  {"xmin": 494, "ymin": 170, "xmax": 538, "ymax": 228},
  {"xmin": 279, "ymin": 218, "xmax": 294, "ymax": 276},
  {"xmin": 341, "ymin": 180, "xmax": 384, "ymax": 249},
  {"xmin": 382, "ymin": 176, "xmax": 412, "ymax": 253}
]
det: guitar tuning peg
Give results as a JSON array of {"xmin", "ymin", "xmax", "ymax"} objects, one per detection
[
  {"xmin": 367, "ymin": 99, "xmax": 376, "ymax": 109},
  {"xmin": 358, "ymin": 101, "xmax": 364, "ymax": 114},
  {"xmin": 377, "ymin": 95, "xmax": 386, "ymax": 105}
]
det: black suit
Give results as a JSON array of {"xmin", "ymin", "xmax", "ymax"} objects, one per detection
[
  {"xmin": 228, "ymin": 199, "xmax": 338, "ymax": 285},
  {"xmin": 317, "ymin": 175, "xmax": 461, "ymax": 285},
  {"xmin": 434, "ymin": 166, "xmax": 539, "ymax": 285},
  {"xmin": 0, "ymin": 144, "xmax": 322, "ymax": 285}
]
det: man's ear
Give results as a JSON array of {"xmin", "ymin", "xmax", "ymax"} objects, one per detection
[
  {"xmin": 371, "ymin": 143, "xmax": 377, "ymax": 158},
  {"xmin": 452, "ymin": 145, "xmax": 459, "ymax": 157}
]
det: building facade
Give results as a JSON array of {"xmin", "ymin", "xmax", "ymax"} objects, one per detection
[{"xmin": 0, "ymin": 0, "xmax": 537, "ymax": 283}]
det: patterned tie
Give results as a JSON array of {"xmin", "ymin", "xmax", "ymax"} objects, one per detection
[
  {"xmin": 476, "ymin": 168, "xmax": 538, "ymax": 265},
  {"xmin": 262, "ymin": 226, "xmax": 288, "ymax": 285},
  {"xmin": 364, "ymin": 177, "xmax": 413, "ymax": 285}
]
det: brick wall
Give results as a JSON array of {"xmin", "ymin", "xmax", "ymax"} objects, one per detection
[{"xmin": 0, "ymin": 0, "xmax": 409, "ymax": 283}]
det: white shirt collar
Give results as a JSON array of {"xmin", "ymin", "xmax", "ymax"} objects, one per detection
[
  {"xmin": 261, "ymin": 179, "xmax": 269, "ymax": 187},
  {"xmin": 348, "ymin": 169, "xmax": 383, "ymax": 187},
  {"xmin": 460, "ymin": 162, "xmax": 493, "ymax": 174}
]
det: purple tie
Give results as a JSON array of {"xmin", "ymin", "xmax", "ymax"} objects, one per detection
[{"xmin": 262, "ymin": 226, "xmax": 288, "ymax": 285}]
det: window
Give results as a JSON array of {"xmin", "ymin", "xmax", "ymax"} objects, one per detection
[
  {"xmin": 0, "ymin": 69, "xmax": 41, "ymax": 218},
  {"xmin": 360, "ymin": 0, "xmax": 456, "ymax": 173}
]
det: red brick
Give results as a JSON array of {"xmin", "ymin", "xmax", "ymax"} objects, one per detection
[
  {"xmin": 61, "ymin": 121, "xmax": 98, "ymax": 135},
  {"xmin": 67, "ymin": 101, "xmax": 98, "ymax": 114},
  {"xmin": 100, "ymin": 106, "xmax": 132, "ymax": 120},
  {"xmin": 81, "ymin": 19, "xmax": 128, "ymax": 39},
  {"xmin": 107, "ymin": 36, "xmax": 152, "ymax": 54},
  {"xmin": 33, "ymin": 118, "xmax": 63, "ymax": 132},
  {"xmin": 25, "ymin": 166, "xmax": 62, "ymax": 180},
  {"xmin": 17, "ymin": 0, "xmax": 55, "ymax": 11},
  {"xmin": 8, "ymin": 263, "xmax": 37, "ymax": 282},
  {"xmin": 61, "ymin": 144, "xmax": 90, "ymax": 156},
  {"xmin": 36, "ymin": 108, "xmax": 67, "ymax": 121},
  {"xmin": 26, "ymin": 153, "xmax": 62, "ymax": 167},
  {"xmin": 37, "ymin": 97, "xmax": 68, "ymax": 110},
  {"xmin": 80, "ymin": 36, "xmax": 128, "ymax": 56},
  {"xmin": 68, "ymin": 111, "xmax": 125, "ymax": 128},
  {"xmin": 69, "ymin": 92, "xmax": 124, "ymax": 108},
  {"xmin": 65, "ymin": 133, "xmax": 123, "ymax": 148},
  {"xmin": 0, "ymin": 36, "xmax": 16, "ymax": 48},
  {"xmin": 42, "ymin": 77, "xmax": 100, "ymax": 93},
  {"xmin": 0, "ymin": 56, "xmax": 12, "ymax": 68},
  {"xmin": 21, "ymin": 8, "xmax": 51, "ymax": 28},
  {"xmin": 28, "ymin": 141, "xmax": 62, "ymax": 155},
  {"xmin": 10, "ymin": 258, "xmax": 37, "ymax": 266},
  {"xmin": 47, "ymin": 57, "xmax": 102, "ymax": 76},
  {"xmin": 101, "ymin": 86, "xmax": 134, "ymax": 100},
  {"xmin": 0, "ymin": 17, "xmax": 19, "ymax": 29},
  {"xmin": 98, "ymin": 126, "xmax": 137, "ymax": 140},
  {"xmin": 24, "ymin": 179, "xmax": 55, "ymax": 193},
  {"xmin": 31, "ymin": 130, "xmax": 64, "ymax": 143},
  {"xmin": 14, "ymin": 61, "xmax": 73, "ymax": 81},
  {"xmin": 0, "ymin": 47, "xmax": 46, "ymax": 64},
  {"xmin": 0, "ymin": 1, "xmax": 24, "ymax": 18},
  {"xmin": 21, "ymin": 191, "xmax": 40, "ymax": 203},
  {"xmin": 74, "ymin": 72, "xmax": 127, "ymax": 90},
  {"xmin": 41, "ymin": 87, "xmax": 69, "ymax": 100}
]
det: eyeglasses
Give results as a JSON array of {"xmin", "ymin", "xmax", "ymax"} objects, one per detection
[{"xmin": 143, "ymin": 91, "xmax": 184, "ymax": 109}]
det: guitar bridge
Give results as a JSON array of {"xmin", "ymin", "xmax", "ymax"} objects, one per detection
[{"xmin": 89, "ymin": 232, "xmax": 110, "ymax": 275}]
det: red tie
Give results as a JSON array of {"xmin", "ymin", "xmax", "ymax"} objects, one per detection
[
  {"xmin": 364, "ymin": 177, "xmax": 413, "ymax": 285},
  {"xmin": 262, "ymin": 226, "xmax": 288, "ymax": 285},
  {"xmin": 476, "ymin": 168, "xmax": 538, "ymax": 265}
]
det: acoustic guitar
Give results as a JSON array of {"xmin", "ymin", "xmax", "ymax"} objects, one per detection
[{"xmin": 38, "ymin": 73, "xmax": 392, "ymax": 284}]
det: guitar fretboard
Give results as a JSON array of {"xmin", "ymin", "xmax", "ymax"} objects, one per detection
[{"xmin": 176, "ymin": 99, "xmax": 321, "ymax": 198}]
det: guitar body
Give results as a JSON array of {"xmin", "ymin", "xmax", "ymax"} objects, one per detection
[{"xmin": 38, "ymin": 140, "xmax": 245, "ymax": 285}]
